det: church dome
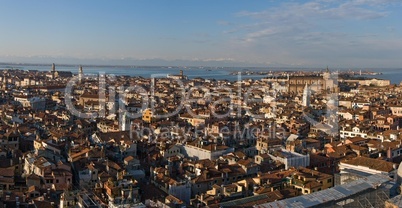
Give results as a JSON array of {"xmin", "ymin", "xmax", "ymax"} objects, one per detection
[{"xmin": 397, "ymin": 161, "xmax": 402, "ymax": 184}]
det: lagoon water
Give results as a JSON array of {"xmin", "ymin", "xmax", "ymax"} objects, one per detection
[{"xmin": 1, "ymin": 64, "xmax": 401, "ymax": 84}]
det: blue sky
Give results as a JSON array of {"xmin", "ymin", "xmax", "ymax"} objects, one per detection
[{"xmin": 0, "ymin": 0, "xmax": 401, "ymax": 67}]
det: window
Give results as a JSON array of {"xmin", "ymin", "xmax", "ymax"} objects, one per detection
[{"xmin": 327, "ymin": 179, "xmax": 332, "ymax": 183}]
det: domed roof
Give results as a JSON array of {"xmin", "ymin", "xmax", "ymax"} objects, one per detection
[{"xmin": 396, "ymin": 161, "xmax": 402, "ymax": 184}]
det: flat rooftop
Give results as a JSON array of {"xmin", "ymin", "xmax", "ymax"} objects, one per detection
[{"xmin": 271, "ymin": 149, "xmax": 307, "ymax": 158}]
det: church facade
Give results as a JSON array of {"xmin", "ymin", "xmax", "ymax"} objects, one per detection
[{"xmin": 288, "ymin": 71, "xmax": 337, "ymax": 94}]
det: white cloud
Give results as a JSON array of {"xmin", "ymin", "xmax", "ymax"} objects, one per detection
[
  {"xmin": 221, "ymin": 0, "xmax": 402, "ymax": 67},
  {"xmin": 245, "ymin": 28, "xmax": 282, "ymax": 42}
]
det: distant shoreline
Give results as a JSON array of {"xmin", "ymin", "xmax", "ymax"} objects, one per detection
[{"xmin": 0, "ymin": 62, "xmax": 401, "ymax": 71}]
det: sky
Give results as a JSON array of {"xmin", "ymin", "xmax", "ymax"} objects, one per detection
[{"xmin": 0, "ymin": 0, "xmax": 401, "ymax": 68}]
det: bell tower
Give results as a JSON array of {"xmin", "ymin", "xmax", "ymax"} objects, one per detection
[
  {"xmin": 2, "ymin": 76, "xmax": 7, "ymax": 90},
  {"xmin": 302, "ymin": 83, "xmax": 311, "ymax": 107},
  {"xmin": 78, "ymin": 65, "xmax": 83, "ymax": 83},
  {"xmin": 51, "ymin": 63, "xmax": 56, "ymax": 79}
]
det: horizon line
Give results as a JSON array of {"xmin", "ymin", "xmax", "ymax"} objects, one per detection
[{"xmin": 0, "ymin": 61, "xmax": 401, "ymax": 70}]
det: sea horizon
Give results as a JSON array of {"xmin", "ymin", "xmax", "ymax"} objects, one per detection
[{"xmin": 1, "ymin": 63, "xmax": 401, "ymax": 84}]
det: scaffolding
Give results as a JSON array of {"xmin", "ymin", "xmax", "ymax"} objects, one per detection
[
  {"xmin": 334, "ymin": 171, "xmax": 371, "ymax": 186},
  {"xmin": 258, "ymin": 173, "xmax": 397, "ymax": 208},
  {"xmin": 323, "ymin": 187, "xmax": 391, "ymax": 208}
]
